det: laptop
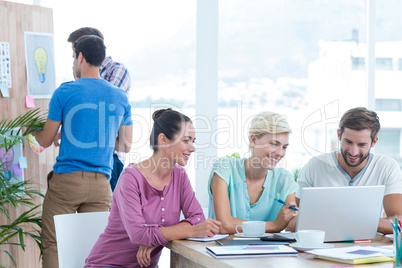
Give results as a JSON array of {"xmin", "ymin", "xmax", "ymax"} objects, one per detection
[{"xmin": 295, "ymin": 185, "xmax": 385, "ymax": 242}]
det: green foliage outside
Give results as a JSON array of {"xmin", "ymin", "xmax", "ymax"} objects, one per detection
[
  {"xmin": 226, "ymin": 152, "xmax": 240, "ymax": 159},
  {"xmin": 292, "ymin": 168, "xmax": 301, "ymax": 182}
]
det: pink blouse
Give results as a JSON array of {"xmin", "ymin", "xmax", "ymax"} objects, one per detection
[{"xmin": 85, "ymin": 164, "xmax": 205, "ymax": 268}]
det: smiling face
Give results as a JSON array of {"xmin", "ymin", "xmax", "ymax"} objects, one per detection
[
  {"xmin": 338, "ymin": 128, "xmax": 377, "ymax": 168},
  {"xmin": 250, "ymin": 132, "xmax": 289, "ymax": 170},
  {"xmin": 164, "ymin": 122, "xmax": 196, "ymax": 167}
]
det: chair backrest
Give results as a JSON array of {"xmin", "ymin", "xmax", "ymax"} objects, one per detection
[{"xmin": 54, "ymin": 211, "xmax": 110, "ymax": 268}]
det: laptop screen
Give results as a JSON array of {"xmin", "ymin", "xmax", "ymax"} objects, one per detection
[{"xmin": 296, "ymin": 185, "xmax": 385, "ymax": 242}]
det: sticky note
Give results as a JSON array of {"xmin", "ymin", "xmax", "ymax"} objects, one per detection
[
  {"xmin": 19, "ymin": 156, "xmax": 28, "ymax": 169},
  {"xmin": 0, "ymin": 86, "xmax": 10, "ymax": 98},
  {"xmin": 13, "ymin": 163, "xmax": 23, "ymax": 176},
  {"xmin": 25, "ymin": 96, "xmax": 35, "ymax": 108}
]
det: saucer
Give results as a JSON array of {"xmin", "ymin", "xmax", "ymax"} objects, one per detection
[
  {"xmin": 234, "ymin": 233, "xmax": 273, "ymax": 238},
  {"xmin": 290, "ymin": 242, "xmax": 334, "ymax": 251},
  {"xmin": 385, "ymin": 234, "xmax": 394, "ymax": 239}
]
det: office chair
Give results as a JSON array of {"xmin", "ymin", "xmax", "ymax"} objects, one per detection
[{"xmin": 54, "ymin": 211, "xmax": 110, "ymax": 268}]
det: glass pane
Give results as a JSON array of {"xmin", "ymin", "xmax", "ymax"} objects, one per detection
[
  {"xmin": 375, "ymin": 0, "xmax": 402, "ymax": 164},
  {"xmin": 376, "ymin": 129, "xmax": 400, "ymax": 156},
  {"xmin": 41, "ymin": 0, "xmax": 197, "ymax": 183},
  {"xmin": 352, "ymin": 57, "xmax": 365, "ymax": 70},
  {"xmin": 376, "ymin": 99, "xmax": 402, "ymax": 111},
  {"xmin": 218, "ymin": 1, "xmax": 366, "ymax": 172},
  {"xmin": 376, "ymin": 58, "xmax": 393, "ymax": 70}
]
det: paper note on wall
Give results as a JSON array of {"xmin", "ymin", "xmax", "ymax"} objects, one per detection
[
  {"xmin": 13, "ymin": 163, "xmax": 23, "ymax": 176},
  {"xmin": 0, "ymin": 86, "xmax": 9, "ymax": 97},
  {"xmin": 25, "ymin": 96, "xmax": 35, "ymax": 108},
  {"xmin": 0, "ymin": 42, "xmax": 12, "ymax": 88},
  {"xmin": 19, "ymin": 156, "xmax": 28, "ymax": 169}
]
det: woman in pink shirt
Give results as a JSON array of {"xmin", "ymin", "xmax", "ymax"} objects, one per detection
[{"xmin": 85, "ymin": 109, "xmax": 221, "ymax": 268}]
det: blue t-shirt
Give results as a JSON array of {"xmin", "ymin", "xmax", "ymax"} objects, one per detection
[
  {"xmin": 208, "ymin": 157, "xmax": 298, "ymax": 221},
  {"xmin": 48, "ymin": 78, "xmax": 132, "ymax": 178}
]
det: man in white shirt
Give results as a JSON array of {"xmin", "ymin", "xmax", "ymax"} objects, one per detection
[{"xmin": 294, "ymin": 107, "xmax": 402, "ymax": 234}]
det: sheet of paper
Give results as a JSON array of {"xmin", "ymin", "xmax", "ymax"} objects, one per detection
[
  {"xmin": 0, "ymin": 42, "xmax": 12, "ymax": 88},
  {"xmin": 13, "ymin": 163, "xmax": 23, "ymax": 176},
  {"xmin": 19, "ymin": 156, "xmax": 28, "ymax": 169},
  {"xmin": 377, "ymin": 245, "xmax": 393, "ymax": 251},
  {"xmin": 24, "ymin": 32, "xmax": 55, "ymax": 98},
  {"xmin": 207, "ymin": 244, "xmax": 298, "ymax": 256},
  {"xmin": 0, "ymin": 86, "xmax": 9, "ymax": 97},
  {"xmin": 187, "ymin": 234, "xmax": 229, "ymax": 242},
  {"xmin": 306, "ymin": 246, "xmax": 391, "ymax": 260},
  {"xmin": 25, "ymin": 96, "xmax": 35, "ymax": 108}
]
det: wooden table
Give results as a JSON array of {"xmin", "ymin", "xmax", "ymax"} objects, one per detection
[{"xmin": 166, "ymin": 234, "xmax": 394, "ymax": 268}]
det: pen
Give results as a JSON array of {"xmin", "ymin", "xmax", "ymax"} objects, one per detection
[
  {"xmin": 391, "ymin": 220, "xmax": 397, "ymax": 233},
  {"xmin": 276, "ymin": 199, "xmax": 298, "ymax": 211}
]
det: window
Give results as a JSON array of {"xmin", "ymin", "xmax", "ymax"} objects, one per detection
[
  {"xmin": 23, "ymin": 0, "xmax": 402, "ymax": 189},
  {"xmin": 352, "ymin": 57, "xmax": 394, "ymax": 71},
  {"xmin": 376, "ymin": 99, "xmax": 402, "ymax": 111},
  {"xmin": 375, "ymin": 0, "xmax": 402, "ymax": 164},
  {"xmin": 218, "ymin": 0, "xmax": 365, "ymax": 170},
  {"xmin": 376, "ymin": 129, "xmax": 401, "ymax": 156},
  {"xmin": 40, "ymin": 0, "xmax": 197, "ymax": 185},
  {"xmin": 376, "ymin": 58, "xmax": 393, "ymax": 70},
  {"xmin": 352, "ymin": 57, "xmax": 365, "ymax": 70}
]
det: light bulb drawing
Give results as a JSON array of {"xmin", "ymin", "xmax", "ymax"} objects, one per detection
[{"xmin": 34, "ymin": 47, "xmax": 48, "ymax": 83}]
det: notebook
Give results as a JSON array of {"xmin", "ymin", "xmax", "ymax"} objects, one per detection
[
  {"xmin": 306, "ymin": 246, "xmax": 393, "ymax": 264},
  {"xmin": 296, "ymin": 185, "xmax": 385, "ymax": 242},
  {"xmin": 217, "ymin": 239, "xmax": 290, "ymax": 246},
  {"xmin": 186, "ymin": 234, "xmax": 229, "ymax": 242}
]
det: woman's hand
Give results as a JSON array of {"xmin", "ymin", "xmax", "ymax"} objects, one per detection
[
  {"xmin": 272, "ymin": 202, "xmax": 298, "ymax": 232},
  {"xmin": 137, "ymin": 245, "xmax": 157, "ymax": 267},
  {"xmin": 191, "ymin": 218, "xmax": 222, "ymax": 238}
]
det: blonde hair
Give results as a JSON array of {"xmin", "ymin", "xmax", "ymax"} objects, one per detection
[{"xmin": 248, "ymin": 111, "xmax": 292, "ymax": 149}]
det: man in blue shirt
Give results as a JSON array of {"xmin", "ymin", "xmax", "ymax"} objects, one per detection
[
  {"xmin": 34, "ymin": 35, "xmax": 133, "ymax": 268},
  {"xmin": 66, "ymin": 27, "xmax": 131, "ymax": 191}
]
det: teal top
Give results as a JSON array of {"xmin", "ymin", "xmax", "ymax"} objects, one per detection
[{"xmin": 208, "ymin": 157, "xmax": 298, "ymax": 221}]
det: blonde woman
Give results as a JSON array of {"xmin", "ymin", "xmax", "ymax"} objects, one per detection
[{"xmin": 208, "ymin": 111, "xmax": 298, "ymax": 234}]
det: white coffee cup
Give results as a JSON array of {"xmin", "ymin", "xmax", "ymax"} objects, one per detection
[
  {"xmin": 235, "ymin": 221, "xmax": 266, "ymax": 237},
  {"xmin": 295, "ymin": 230, "xmax": 325, "ymax": 247}
]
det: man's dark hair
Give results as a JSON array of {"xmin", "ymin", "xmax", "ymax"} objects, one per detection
[
  {"xmin": 67, "ymin": 27, "xmax": 104, "ymax": 43},
  {"xmin": 339, "ymin": 107, "xmax": 381, "ymax": 141},
  {"xmin": 74, "ymin": 35, "xmax": 106, "ymax": 67}
]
